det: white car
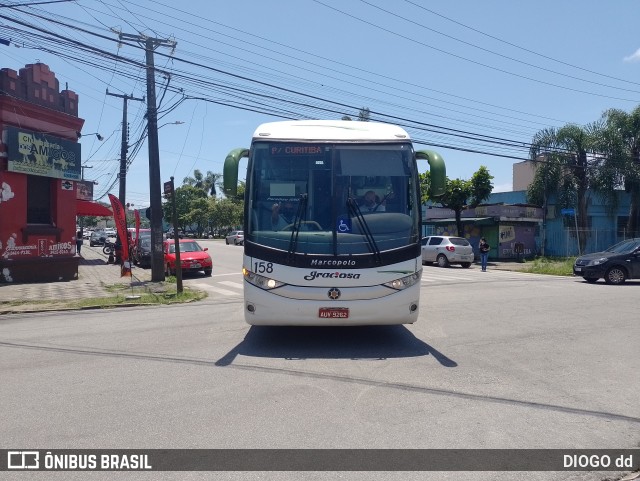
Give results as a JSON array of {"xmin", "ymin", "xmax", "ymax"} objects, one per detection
[
  {"xmin": 225, "ymin": 230, "xmax": 244, "ymax": 245},
  {"xmin": 421, "ymin": 236, "xmax": 475, "ymax": 268}
]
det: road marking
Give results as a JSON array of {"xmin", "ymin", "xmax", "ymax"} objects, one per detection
[
  {"xmin": 189, "ymin": 282, "xmax": 239, "ymax": 297},
  {"xmin": 219, "ymin": 281, "xmax": 243, "ymax": 289},
  {"xmin": 421, "ymin": 269, "xmax": 575, "ymax": 284}
]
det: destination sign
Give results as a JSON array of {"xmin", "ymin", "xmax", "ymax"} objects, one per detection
[{"xmin": 270, "ymin": 145, "xmax": 324, "ymax": 156}]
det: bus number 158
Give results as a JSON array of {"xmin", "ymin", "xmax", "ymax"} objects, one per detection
[{"xmin": 254, "ymin": 262, "xmax": 273, "ymax": 274}]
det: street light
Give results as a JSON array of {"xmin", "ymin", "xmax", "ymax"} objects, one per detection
[
  {"xmin": 158, "ymin": 121, "xmax": 184, "ymax": 129},
  {"xmin": 77, "ymin": 131, "xmax": 104, "ymax": 141}
]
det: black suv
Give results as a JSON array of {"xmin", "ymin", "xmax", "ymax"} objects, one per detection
[{"xmin": 573, "ymin": 238, "xmax": 640, "ymax": 284}]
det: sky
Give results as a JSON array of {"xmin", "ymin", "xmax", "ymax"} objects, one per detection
[{"xmin": 2, "ymin": 0, "xmax": 640, "ymax": 208}]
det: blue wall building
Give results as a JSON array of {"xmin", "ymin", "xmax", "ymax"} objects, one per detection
[{"xmin": 486, "ymin": 190, "xmax": 633, "ymax": 256}]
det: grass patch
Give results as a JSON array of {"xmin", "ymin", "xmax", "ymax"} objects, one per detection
[
  {"xmin": 520, "ymin": 257, "xmax": 576, "ymax": 276},
  {"xmin": 0, "ymin": 283, "xmax": 207, "ymax": 314}
]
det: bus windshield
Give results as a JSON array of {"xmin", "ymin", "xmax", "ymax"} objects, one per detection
[{"xmin": 247, "ymin": 142, "xmax": 420, "ymax": 255}]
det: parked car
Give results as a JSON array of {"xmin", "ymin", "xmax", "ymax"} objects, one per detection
[
  {"xmin": 225, "ymin": 230, "xmax": 244, "ymax": 245},
  {"xmin": 163, "ymin": 239, "xmax": 212, "ymax": 276},
  {"xmin": 573, "ymin": 238, "xmax": 640, "ymax": 284},
  {"xmin": 133, "ymin": 233, "xmax": 152, "ymax": 268},
  {"xmin": 166, "ymin": 229, "xmax": 184, "ymax": 239},
  {"xmin": 421, "ymin": 235, "xmax": 474, "ymax": 268},
  {"xmin": 89, "ymin": 230, "xmax": 107, "ymax": 246}
]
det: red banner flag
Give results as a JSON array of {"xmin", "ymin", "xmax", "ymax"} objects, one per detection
[
  {"xmin": 134, "ymin": 209, "xmax": 141, "ymax": 248},
  {"xmin": 108, "ymin": 194, "xmax": 131, "ymax": 277}
]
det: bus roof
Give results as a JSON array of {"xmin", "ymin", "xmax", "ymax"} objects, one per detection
[{"xmin": 252, "ymin": 120, "xmax": 411, "ymax": 142}]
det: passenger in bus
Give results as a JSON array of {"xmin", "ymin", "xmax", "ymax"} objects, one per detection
[
  {"xmin": 362, "ymin": 190, "xmax": 385, "ymax": 212},
  {"xmin": 271, "ymin": 201, "xmax": 297, "ymax": 230}
]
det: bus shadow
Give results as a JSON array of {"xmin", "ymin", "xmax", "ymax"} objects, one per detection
[{"xmin": 215, "ymin": 325, "xmax": 457, "ymax": 367}]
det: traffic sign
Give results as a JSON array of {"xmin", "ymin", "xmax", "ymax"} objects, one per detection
[{"xmin": 560, "ymin": 208, "xmax": 575, "ymax": 215}]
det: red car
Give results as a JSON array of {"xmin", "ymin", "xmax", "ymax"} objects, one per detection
[{"xmin": 163, "ymin": 239, "xmax": 212, "ymax": 276}]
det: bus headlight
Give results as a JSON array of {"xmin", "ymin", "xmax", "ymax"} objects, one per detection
[
  {"xmin": 383, "ymin": 270, "xmax": 422, "ymax": 290},
  {"xmin": 243, "ymin": 267, "xmax": 285, "ymax": 290}
]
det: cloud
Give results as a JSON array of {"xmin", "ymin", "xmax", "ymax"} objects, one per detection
[{"xmin": 623, "ymin": 48, "xmax": 640, "ymax": 63}]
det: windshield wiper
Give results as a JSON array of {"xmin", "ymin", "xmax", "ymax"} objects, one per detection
[
  {"xmin": 347, "ymin": 196, "xmax": 382, "ymax": 265},
  {"xmin": 286, "ymin": 193, "xmax": 308, "ymax": 264}
]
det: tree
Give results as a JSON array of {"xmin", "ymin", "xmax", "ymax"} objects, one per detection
[
  {"xmin": 357, "ymin": 107, "xmax": 370, "ymax": 122},
  {"xmin": 598, "ymin": 107, "xmax": 640, "ymax": 236},
  {"xmin": 209, "ymin": 197, "xmax": 243, "ymax": 233},
  {"xmin": 183, "ymin": 169, "xmax": 204, "ymax": 190},
  {"xmin": 186, "ymin": 197, "xmax": 210, "ymax": 237},
  {"xmin": 341, "ymin": 107, "xmax": 370, "ymax": 122},
  {"xmin": 421, "ymin": 166, "xmax": 494, "ymax": 237},
  {"xmin": 529, "ymin": 123, "xmax": 599, "ymax": 252},
  {"xmin": 183, "ymin": 169, "xmax": 222, "ymax": 197},
  {"xmin": 163, "ymin": 185, "xmax": 207, "ymax": 234},
  {"xmin": 204, "ymin": 171, "xmax": 222, "ymax": 197}
]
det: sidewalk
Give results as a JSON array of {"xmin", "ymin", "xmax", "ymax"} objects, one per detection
[{"xmin": 0, "ymin": 245, "xmax": 154, "ymax": 304}]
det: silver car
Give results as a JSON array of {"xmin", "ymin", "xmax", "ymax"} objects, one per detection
[
  {"xmin": 421, "ymin": 236, "xmax": 474, "ymax": 268},
  {"xmin": 225, "ymin": 230, "xmax": 244, "ymax": 245}
]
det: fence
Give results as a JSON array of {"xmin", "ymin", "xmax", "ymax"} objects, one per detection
[{"xmin": 545, "ymin": 228, "xmax": 633, "ymax": 257}]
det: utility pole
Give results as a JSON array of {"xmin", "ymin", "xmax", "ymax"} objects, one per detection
[
  {"xmin": 106, "ymin": 89, "xmax": 144, "ymax": 207},
  {"xmin": 119, "ymin": 32, "xmax": 176, "ymax": 282}
]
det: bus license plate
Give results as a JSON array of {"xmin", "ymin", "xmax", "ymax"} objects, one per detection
[{"xmin": 319, "ymin": 308, "xmax": 349, "ymax": 319}]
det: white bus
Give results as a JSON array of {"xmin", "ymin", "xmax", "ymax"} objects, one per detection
[{"xmin": 223, "ymin": 120, "xmax": 446, "ymax": 326}]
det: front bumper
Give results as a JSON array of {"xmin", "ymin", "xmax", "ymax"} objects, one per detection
[
  {"xmin": 243, "ymin": 281, "xmax": 420, "ymax": 326},
  {"xmin": 573, "ymin": 264, "xmax": 606, "ymax": 278}
]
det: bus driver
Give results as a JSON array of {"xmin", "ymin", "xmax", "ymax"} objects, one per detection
[
  {"xmin": 271, "ymin": 201, "xmax": 296, "ymax": 230},
  {"xmin": 362, "ymin": 190, "xmax": 385, "ymax": 212}
]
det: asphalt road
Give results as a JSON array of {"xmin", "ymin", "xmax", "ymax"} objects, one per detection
[{"xmin": 1, "ymin": 241, "xmax": 639, "ymax": 481}]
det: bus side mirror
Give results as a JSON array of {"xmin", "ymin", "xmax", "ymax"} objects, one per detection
[
  {"xmin": 223, "ymin": 148, "xmax": 249, "ymax": 197},
  {"xmin": 415, "ymin": 150, "xmax": 446, "ymax": 197}
]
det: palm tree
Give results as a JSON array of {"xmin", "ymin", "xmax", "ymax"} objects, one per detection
[
  {"xmin": 598, "ymin": 107, "xmax": 640, "ymax": 236},
  {"xmin": 529, "ymin": 124, "xmax": 599, "ymax": 253},
  {"xmin": 183, "ymin": 169, "xmax": 222, "ymax": 197},
  {"xmin": 203, "ymin": 171, "xmax": 222, "ymax": 197},
  {"xmin": 183, "ymin": 169, "xmax": 204, "ymax": 190}
]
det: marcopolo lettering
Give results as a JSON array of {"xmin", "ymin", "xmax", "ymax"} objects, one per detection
[
  {"xmin": 310, "ymin": 259, "xmax": 357, "ymax": 267},
  {"xmin": 304, "ymin": 271, "xmax": 361, "ymax": 281}
]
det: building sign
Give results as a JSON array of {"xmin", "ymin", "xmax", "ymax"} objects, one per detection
[
  {"xmin": 499, "ymin": 225, "xmax": 516, "ymax": 243},
  {"xmin": 4, "ymin": 126, "xmax": 81, "ymax": 180},
  {"xmin": 76, "ymin": 181, "xmax": 94, "ymax": 201}
]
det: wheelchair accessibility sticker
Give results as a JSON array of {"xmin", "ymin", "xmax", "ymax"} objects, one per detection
[{"xmin": 336, "ymin": 218, "xmax": 351, "ymax": 233}]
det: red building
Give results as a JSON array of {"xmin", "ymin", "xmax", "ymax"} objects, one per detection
[{"xmin": 0, "ymin": 63, "xmax": 106, "ymax": 283}]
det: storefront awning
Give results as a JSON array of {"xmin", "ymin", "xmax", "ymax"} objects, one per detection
[{"xmin": 76, "ymin": 200, "xmax": 112, "ymax": 217}]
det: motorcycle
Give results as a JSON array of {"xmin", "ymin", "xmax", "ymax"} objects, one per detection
[{"xmin": 103, "ymin": 240, "xmax": 115, "ymax": 256}]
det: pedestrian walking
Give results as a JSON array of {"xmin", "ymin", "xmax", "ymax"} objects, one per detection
[
  {"xmin": 76, "ymin": 230, "xmax": 83, "ymax": 256},
  {"xmin": 479, "ymin": 237, "xmax": 490, "ymax": 271}
]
